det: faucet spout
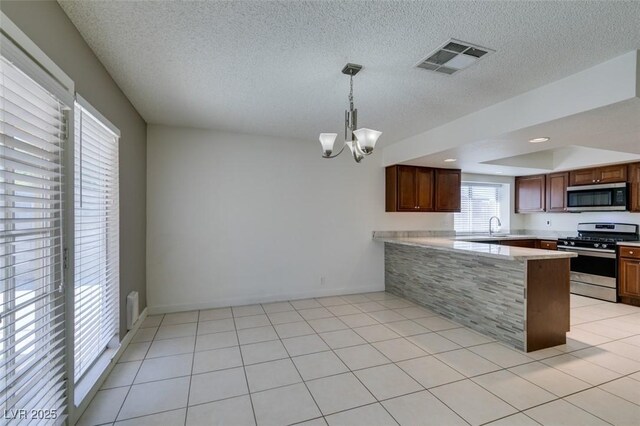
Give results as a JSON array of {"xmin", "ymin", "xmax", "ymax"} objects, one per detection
[{"xmin": 489, "ymin": 216, "xmax": 502, "ymax": 236}]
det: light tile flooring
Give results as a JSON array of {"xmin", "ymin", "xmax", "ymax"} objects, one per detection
[{"xmin": 78, "ymin": 292, "xmax": 640, "ymax": 426}]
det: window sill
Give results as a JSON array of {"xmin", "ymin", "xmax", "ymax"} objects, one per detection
[{"xmin": 73, "ymin": 345, "xmax": 120, "ymax": 407}]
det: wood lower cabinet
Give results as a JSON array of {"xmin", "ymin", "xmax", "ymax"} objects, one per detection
[
  {"xmin": 386, "ymin": 165, "xmax": 459, "ymax": 212},
  {"xmin": 500, "ymin": 239, "xmax": 537, "ymax": 248},
  {"xmin": 619, "ymin": 245, "xmax": 640, "ymax": 305},
  {"xmin": 434, "ymin": 169, "xmax": 461, "ymax": 212},
  {"xmin": 546, "ymin": 172, "xmax": 568, "ymax": 212},
  {"xmin": 629, "ymin": 163, "xmax": 640, "ymax": 213},
  {"xmin": 538, "ymin": 240, "xmax": 558, "ymax": 250},
  {"xmin": 569, "ymin": 164, "xmax": 627, "ymax": 186},
  {"xmin": 515, "ymin": 175, "xmax": 546, "ymax": 213}
]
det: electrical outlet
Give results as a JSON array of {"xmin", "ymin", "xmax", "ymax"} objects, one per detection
[
  {"xmin": 320, "ymin": 276, "xmax": 326, "ymax": 286},
  {"xmin": 546, "ymin": 220, "xmax": 552, "ymax": 227}
]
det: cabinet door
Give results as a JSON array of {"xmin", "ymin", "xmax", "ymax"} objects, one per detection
[
  {"xmin": 539, "ymin": 240, "xmax": 558, "ymax": 250},
  {"xmin": 397, "ymin": 166, "xmax": 417, "ymax": 211},
  {"xmin": 569, "ymin": 168, "xmax": 597, "ymax": 186},
  {"xmin": 434, "ymin": 169, "xmax": 461, "ymax": 212},
  {"xmin": 597, "ymin": 165, "xmax": 627, "ymax": 183},
  {"xmin": 630, "ymin": 163, "xmax": 640, "ymax": 212},
  {"xmin": 500, "ymin": 239, "xmax": 537, "ymax": 248},
  {"xmin": 415, "ymin": 168, "xmax": 434, "ymax": 211},
  {"xmin": 515, "ymin": 175, "xmax": 546, "ymax": 213},
  {"xmin": 546, "ymin": 172, "xmax": 568, "ymax": 212},
  {"xmin": 619, "ymin": 258, "xmax": 640, "ymax": 298}
]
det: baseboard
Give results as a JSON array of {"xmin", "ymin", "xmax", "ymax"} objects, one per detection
[
  {"xmin": 148, "ymin": 285, "xmax": 384, "ymax": 315},
  {"xmin": 71, "ymin": 308, "xmax": 148, "ymax": 425}
]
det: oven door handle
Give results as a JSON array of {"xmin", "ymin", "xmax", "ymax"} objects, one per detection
[{"xmin": 557, "ymin": 246, "xmax": 617, "ymax": 259}]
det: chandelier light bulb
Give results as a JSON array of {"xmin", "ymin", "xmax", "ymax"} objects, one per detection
[
  {"xmin": 319, "ymin": 133, "xmax": 338, "ymax": 157},
  {"xmin": 353, "ymin": 128, "xmax": 382, "ymax": 154}
]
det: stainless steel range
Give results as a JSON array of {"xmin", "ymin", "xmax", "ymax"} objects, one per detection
[{"xmin": 558, "ymin": 223, "xmax": 639, "ymax": 302}]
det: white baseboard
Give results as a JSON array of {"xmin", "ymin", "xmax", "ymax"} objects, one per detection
[
  {"xmin": 71, "ymin": 308, "xmax": 148, "ymax": 425},
  {"xmin": 148, "ymin": 285, "xmax": 383, "ymax": 315}
]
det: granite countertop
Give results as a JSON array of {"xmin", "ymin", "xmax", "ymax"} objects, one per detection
[
  {"xmin": 618, "ymin": 241, "xmax": 640, "ymax": 247},
  {"xmin": 374, "ymin": 236, "xmax": 577, "ymax": 261},
  {"xmin": 452, "ymin": 234, "xmax": 557, "ymax": 242}
]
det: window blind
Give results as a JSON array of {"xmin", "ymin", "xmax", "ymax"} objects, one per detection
[
  {"xmin": 73, "ymin": 103, "xmax": 119, "ymax": 382},
  {"xmin": 1, "ymin": 55, "xmax": 67, "ymax": 422},
  {"xmin": 454, "ymin": 182, "xmax": 502, "ymax": 233}
]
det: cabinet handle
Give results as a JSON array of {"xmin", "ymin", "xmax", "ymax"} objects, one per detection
[{"xmin": 631, "ymin": 251, "xmax": 635, "ymax": 254}]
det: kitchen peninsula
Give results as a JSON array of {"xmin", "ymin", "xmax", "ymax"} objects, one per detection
[{"xmin": 373, "ymin": 233, "xmax": 577, "ymax": 352}]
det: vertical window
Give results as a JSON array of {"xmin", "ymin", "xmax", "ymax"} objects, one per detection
[
  {"xmin": 1, "ymin": 55, "xmax": 68, "ymax": 420},
  {"xmin": 73, "ymin": 101, "xmax": 119, "ymax": 382},
  {"xmin": 454, "ymin": 183, "xmax": 502, "ymax": 233}
]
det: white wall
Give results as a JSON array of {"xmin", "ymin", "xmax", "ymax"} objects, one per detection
[
  {"xmin": 147, "ymin": 125, "xmax": 453, "ymax": 313},
  {"xmin": 522, "ymin": 211, "xmax": 640, "ymax": 232}
]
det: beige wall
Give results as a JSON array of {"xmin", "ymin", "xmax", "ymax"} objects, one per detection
[{"xmin": 1, "ymin": 1, "xmax": 147, "ymax": 337}]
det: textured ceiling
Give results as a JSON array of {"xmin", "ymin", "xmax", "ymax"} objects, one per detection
[{"xmin": 58, "ymin": 1, "xmax": 640, "ymax": 146}]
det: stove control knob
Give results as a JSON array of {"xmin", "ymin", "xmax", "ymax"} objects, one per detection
[
  {"xmin": 563, "ymin": 241, "xmax": 569, "ymax": 245},
  {"xmin": 570, "ymin": 242, "xmax": 575, "ymax": 246},
  {"xmin": 594, "ymin": 243, "xmax": 600, "ymax": 248},
  {"xmin": 602, "ymin": 244, "xmax": 608, "ymax": 249}
]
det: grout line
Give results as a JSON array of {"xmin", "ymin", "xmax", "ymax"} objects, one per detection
[
  {"xmin": 230, "ymin": 306, "xmax": 259, "ymax": 426},
  {"xmin": 182, "ymin": 310, "xmax": 200, "ymax": 426},
  {"xmin": 87, "ymin": 293, "xmax": 640, "ymax": 425},
  {"xmin": 108, "ymin": 314, "xmax": 163, "ymax": 424}
]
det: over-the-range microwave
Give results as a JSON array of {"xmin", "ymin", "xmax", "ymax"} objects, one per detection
[{"xmin": 566, "ymin": 182, "xmax": 628, "ymax": 212}]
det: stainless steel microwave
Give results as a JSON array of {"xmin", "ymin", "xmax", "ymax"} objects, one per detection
[{"xmin": 566, "ymin": 182, "xmax": 628, "ymax": 212}]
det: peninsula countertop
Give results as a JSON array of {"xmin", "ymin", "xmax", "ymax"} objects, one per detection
[{"xmin": 374, "ymin": 236, "xmax": 577, "ymax": 261}]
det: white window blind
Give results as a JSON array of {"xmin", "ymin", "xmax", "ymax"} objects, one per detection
[
  {"xmin": 1, "ymin": 55, "xmax": 67, "ymax": 421},
  {"xmin": 454, "ymin": 182, "xmax": 502, "ymax": 233},
  {"xmin": 73, "ymin": 102, "xmax": 119, "ymax": 382}
]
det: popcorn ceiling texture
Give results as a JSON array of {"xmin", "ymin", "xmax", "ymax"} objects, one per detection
[{"xmin": 58, "ymin": 1, "xmax": 640, "ymax": 144}]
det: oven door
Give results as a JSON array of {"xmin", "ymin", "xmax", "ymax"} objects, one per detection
[
  {"xmin": 558, "ymin": 246, "xmax": 617, "ymax": 301},
  {"xmin": 566, "ymin": 183, "xmax": 627, "ymax": 212}
]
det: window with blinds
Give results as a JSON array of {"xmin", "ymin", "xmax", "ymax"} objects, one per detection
[
  {"xmin": 1, "ymin": 55, "xmax": 68, "ymax": 420},
  {"xmin": 73, "ymin": 102, "xmax": 119, "ymax": 382},
  {"xmin": 454, "ymin": 182, "xmax": 502, "ymax": 233}
]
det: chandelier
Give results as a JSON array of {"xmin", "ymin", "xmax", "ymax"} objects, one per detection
[{"xmin": 319, "ymin": 63, "xmax": 382, "ymax": 163}]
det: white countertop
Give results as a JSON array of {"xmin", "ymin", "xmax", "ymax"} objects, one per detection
[{"xmin": 374, "ymin": 236, "xmax": 576, "ymax": 261}]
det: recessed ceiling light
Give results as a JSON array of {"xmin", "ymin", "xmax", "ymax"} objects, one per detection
[
  {"xmin": 444, "ymin": 158, "xmax": 457, "ymax": 162},
  {"xmin": 529, "ymin": 137, "xmax": 550, "ymax": 143}
]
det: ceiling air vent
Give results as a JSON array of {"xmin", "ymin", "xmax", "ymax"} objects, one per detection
[{"xmin": 416, "ymin": 39, "xmax": 495, "ymax": 75}]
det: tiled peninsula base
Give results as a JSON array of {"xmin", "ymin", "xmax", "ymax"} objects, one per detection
[{"xmin": 384, "ymin": 243, "xmax": 570, "ymax": 352}]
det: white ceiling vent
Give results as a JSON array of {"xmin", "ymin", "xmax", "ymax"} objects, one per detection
[{"xmin": 417, "ymin": 39, "xmax": 495, "ymax": 75}]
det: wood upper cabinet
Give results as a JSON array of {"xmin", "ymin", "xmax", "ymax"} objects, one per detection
[
  {"xmin": 397, "ymin": 166, "xmax": 418, "ymax": 211},
  {"xmin": 386, "ymin": 165, "xmax": 433, "ymax": 212},
  {"xmin": 415, "ymin": 168, "xmax": 435, "ymax": 212},
  {"xmin": 434, "ymin": 169, "xmax": 461, "ymax": 212},
  {"xmin": 569, "ymin": 164, "xmax": 627, "ymax": 186},
  {"xmin": 619, "ymin": 246, "xmax": 640, "ymax": 303},
  {"xmin": 546, "ymin": 172, "xmax": 569, "ymax": 212},
  {"xmin": 385, "ymin": 165, "xmax": 459, "ymax": 212},
  {"xmin": 629, "ymin": 163, "xmax": 640, "ymax": 212},
  {"xmin": 515, "ymin": 175, "xmax": 546, "ymax": 213}
]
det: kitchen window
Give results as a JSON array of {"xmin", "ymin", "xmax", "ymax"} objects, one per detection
[{"xmin": 454, "ymin": 182, "xmax": 503, "ymax": 233}]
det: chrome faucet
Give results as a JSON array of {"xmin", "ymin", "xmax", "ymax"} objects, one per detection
[{"xmin": 489, "ymin": 216, "xmax": 502, "ymax": 236}]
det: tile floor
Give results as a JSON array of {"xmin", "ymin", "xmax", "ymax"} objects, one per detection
[{"xmin": 78, "ymin": 292, "xmax": 640, "ymax": 426}]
